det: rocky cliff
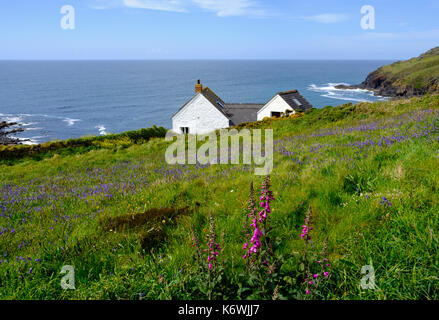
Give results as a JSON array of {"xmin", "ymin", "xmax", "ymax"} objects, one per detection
[{"xmin": 336, "ymin": 47, "xmax": 439, "ymax": 97}]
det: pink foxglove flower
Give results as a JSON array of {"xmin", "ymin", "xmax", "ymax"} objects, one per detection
[{"xmin": 243, "ymin": 177, "xmax": 275, "ymax": 270}]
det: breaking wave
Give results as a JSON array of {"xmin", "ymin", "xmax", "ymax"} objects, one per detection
[
  {"xmin": 308, "ymin": 83, "xmax": 388, "ymax": 103},
  {"xmin": 95, "ymin": 125, "xmax": 107, "ymax": 135},
  {"xmin": 0, "ymin": 113, "xmax": 83, "ymax": 144},
  {"xmin": 62, "ymin": 118, "xmax": 81, "ymax": 126}
]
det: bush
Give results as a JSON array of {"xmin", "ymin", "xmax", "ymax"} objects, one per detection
[{"xmin": 0, "ymin": 125, "xmax": 168, "ymax": 161}]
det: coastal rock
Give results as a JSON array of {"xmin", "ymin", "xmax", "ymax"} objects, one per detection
[
  {"xmin": 336, "ymin": 47, "xmax": 439, "ymax": 98},
  {"xmin": 0, "ymin": 121, "xmax": 26, "ymax": 145}
]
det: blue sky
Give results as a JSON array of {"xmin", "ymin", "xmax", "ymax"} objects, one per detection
[{"xmin": 0, "ymin": 0, "xmax": 438, "ymax": 60}]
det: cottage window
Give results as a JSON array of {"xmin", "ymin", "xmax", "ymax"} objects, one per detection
[
  {"xmin": 180, "ymin": 127, "xmax": 189, "ymax": 134},
  {"xmin": 271, "ymin": 111, "xmax": 281, "ymax": 118}
]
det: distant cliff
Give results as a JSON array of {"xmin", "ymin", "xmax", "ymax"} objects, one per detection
[{"xmin": 336, "ymin": 47, "xmax": 439, "ymax": 97}]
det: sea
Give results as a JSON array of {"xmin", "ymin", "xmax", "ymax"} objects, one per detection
[{"xmin": 0, "ymin": 60, "xmax": 393, "ymax": 144}]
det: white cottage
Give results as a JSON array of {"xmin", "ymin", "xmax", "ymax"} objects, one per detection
[{"xmin": 172, "ymin": 80, "xmax": 313, "ymax": 134}]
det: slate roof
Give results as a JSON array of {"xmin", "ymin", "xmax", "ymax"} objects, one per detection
[
  {"xmin": 277, "ymin": 90, "xmax": 313, "ymax": 112},
  {"xmin": 223, "ymin": 104, "xmax": 264, "ymax": 126},
  {"xmin": 201, "ymin": 87, "xmax": 226, "ymax": 108}
]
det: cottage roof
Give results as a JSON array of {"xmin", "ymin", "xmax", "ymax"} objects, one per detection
[
  {"xmin": 223, "ymin": 104, "xmax": 264, "ymax": 125},
  {"xmin": 277, "ymin": 90, "xmax": 313, "ymax": 112}
]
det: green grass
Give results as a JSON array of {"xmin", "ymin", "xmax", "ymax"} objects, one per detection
[
  {"xmin": 0, "ymin": 125, "xmax": 167, "ymax": 163},
  {"xmin": 379, "ymin": 46, "xmax": 439, "ymax": 91},
  {"xmin": 0, "ymin": 95, "xmax": 439, "ymax": 300}
]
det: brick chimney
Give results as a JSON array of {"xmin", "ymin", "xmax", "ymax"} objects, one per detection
[{"xmin": 195, "ymin": 79, "xmax": 203, "ymax": 94}]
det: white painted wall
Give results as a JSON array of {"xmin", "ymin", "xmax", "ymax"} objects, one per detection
[
  {"xmin": 172, "ymin": 94, "xmax": 230, "ymax": 134},
  {"xmin": 257, "ymin": 95, "xmax": 295, "ymax": 121}
]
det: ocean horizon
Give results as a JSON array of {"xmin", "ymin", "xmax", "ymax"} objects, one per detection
[{"xmin": 0, "ymin": 60, "xmax": 392, "ymax": 144}]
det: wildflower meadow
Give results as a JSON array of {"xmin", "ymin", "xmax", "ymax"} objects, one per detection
[{"xmin": 0, "ymin": 95, "xmax": 439, "ymax": 300}]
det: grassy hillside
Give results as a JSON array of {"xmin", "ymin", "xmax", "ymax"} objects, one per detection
[
  {"xmin": 0, "ymin": 125, "xmax": 167, "ymax": 162},
  {"xmin": 381, "ymin": 47, "xmax": 439, "ymax": 88},
  {"xmin": 361, "ymin": 47, "xmax": 439, "ymax": 97},
  {"xmin": 1, "ymin": 95, "xmax": 439, "ymax": 300}
]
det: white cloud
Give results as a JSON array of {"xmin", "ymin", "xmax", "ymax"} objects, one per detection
[
  {"xmin": 192, "ymin": 0, "xmax": 262, "ymax": 17},
  {"xmin": 303, "ymin": 13, "xmax": 349, "ymax": 24},
  {"xmin": 89, "ymin": 0, "xmax": 122, "ymax": 9},
  {"xmin": 90, "ymin": 0, "xmax": 264, "ymax": 16},
  {"xmin": 123, "ymin": 0, "xmax": 187, "ymax": 12}
]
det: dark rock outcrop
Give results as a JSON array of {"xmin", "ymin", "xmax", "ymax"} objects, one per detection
[
  {"xmin": 0, "ymin": 121, "xmax": 26, "ymax": 145},
  {"xmin": 336, "ymin": 47, "xmax": 439, "ymax": 98}
]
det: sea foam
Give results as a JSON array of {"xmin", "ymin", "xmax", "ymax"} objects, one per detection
[{"xmin": 308, "ymin": 83, "xmax": 388, "ymax": 103}]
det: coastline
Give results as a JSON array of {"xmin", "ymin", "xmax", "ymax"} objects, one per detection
[
  {"xmin": 0, "ymin": 60, "xmax": 392, "ymax": 144},
  {"xmin": 308, "ymin": 82, "xmax": 389, "ymax": 104},
  {"xmin": 334, "ymin": 47, "xmax": 439, "ymax": 98},
  {"xmin": 1, "ymin": 83, "xmax": 389, "ymax": 146}
]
